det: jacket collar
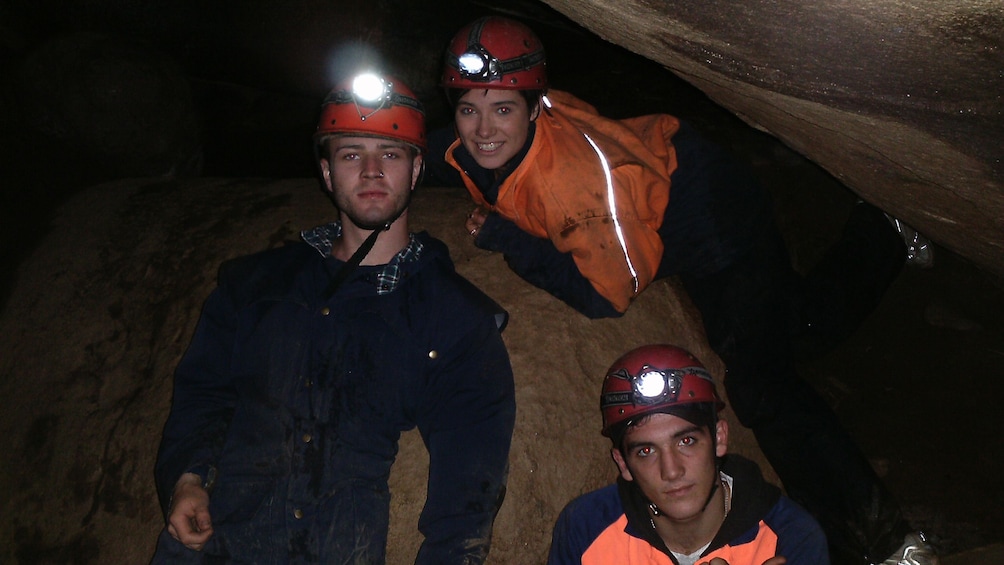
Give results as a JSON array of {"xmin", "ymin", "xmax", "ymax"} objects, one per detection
[
  {"xmin": 617, "ymin": 454, "xmax": 782, "ymax": 558},
  {"xmin": 301, "ymin": 221, "xmax": 425, "ymax": 296},
  {"xmin": 450, "ymin": 122, "xmax": 536, "ymax": 204}
]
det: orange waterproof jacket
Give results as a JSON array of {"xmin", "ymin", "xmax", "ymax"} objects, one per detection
[
  {"xmin": 446, "ymin": 90, "xmax": 679, "ymax": 313},
  {"xmin": 576, "ymin": 514, "xmax": 780, "ymax": 565},
  {"xmin": 547, "ymin": 456, "xmax": 829, "ymax": 565}
]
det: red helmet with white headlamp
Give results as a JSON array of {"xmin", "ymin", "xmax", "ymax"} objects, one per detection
[
  {"xmin": 315, "ymin": 72, "xmax": 426, "ymax": 152},
  {"xmin": 442, "ymin": 16, "xmax": 547, "ymax": 90},
  {"xmin": 600, "ymin": 344, "xmax": 725, "ymax": 438}
]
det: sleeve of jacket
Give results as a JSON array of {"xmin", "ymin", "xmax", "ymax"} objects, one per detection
[
  {"xmin": 477, "ymin": 211, "xmax": 623, "ymax": 319},
  {"xmin": 543, "ymin": 164, "xmax": 665, "ymax": 315},
  {"xmin": 414, "ymin": 310, "xmax": 517, "ymax": 565},
  {"xmin": 546, "ymin": 485, "xmax": 624, "ymax": 565},
  {"xmin": 547, "ymin": 498, "xmax": 595, "ymax": 565},
  {"xmin": 521, "ymin": 94, "xmax": 671, "ymax": 315},
  {"xmin": 769, "ymin": 497, "xmax": 831, "ymax": 565},
  {"xmin": 153, "ymin": 270, "xmax": 241, "ymax": 516}
]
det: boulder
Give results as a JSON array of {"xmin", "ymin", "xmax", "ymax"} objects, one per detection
[{"xmin": 0, "ymin": 178, "xmax": 764, "ymax": 563}]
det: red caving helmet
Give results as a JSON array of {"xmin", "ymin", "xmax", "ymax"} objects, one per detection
[
  {"xmin": 442, "ymin": 16, "xmax": 547, "ymax": 90},
  {"xmin": 315, "ymin": 72, "xmax": 426, "ymax": 152},
  {"xmin": 600, "ymin": 344, "xmax": 725, "ymax": 438}
]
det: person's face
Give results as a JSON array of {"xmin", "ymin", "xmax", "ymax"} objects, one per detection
[
  {"xmin": 319, "ymin": 135, "xmax": 422, "ymax": 230},
  {"xmin": 611, "ymin": 412, "xmax": 728, "ymax": 524},
  {"xmin": 454, "ymin": 89, "xmax": 538, "ymax": 171}
]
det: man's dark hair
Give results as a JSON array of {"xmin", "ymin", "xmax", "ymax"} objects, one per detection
[{"xmin": 610, "ymin": 403, "xmax": 719, "ymax": 454}]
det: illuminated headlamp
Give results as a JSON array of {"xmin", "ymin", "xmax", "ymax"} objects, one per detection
[
  {"xmin": 457, "ymin": 44, "xmax": 500, "ymax": 81},
  {"xmin": 452, "ymin": 43, "xmax": 546, "ymax": 83},
  {"xmin": 601, "ymin": 365, "xmax": 717, "ymax": 413},
  {"xmin": 631, "ymin": 366, "xmax": 683, "ymax": 405},
  {"xmin": 352, "ymin": 73, "xmax": 391, "ymax": 104},
  {"xmin": 324, "ymin": 72, "xmax": 424, "ymax": 120}
]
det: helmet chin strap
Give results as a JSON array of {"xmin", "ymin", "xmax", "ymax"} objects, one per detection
[
  {"xmin": 323, "ymin": 221, "xmax": 391, "ymax": 298},
  {"xmin": 321, "ymin": 163, "xmax": 415, "ymax": 303}
]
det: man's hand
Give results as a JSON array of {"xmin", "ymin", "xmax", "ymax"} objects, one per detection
[
  {"xmin": 698, "ymin": 558, "xmax": 786, "ymax": 565},
  {"xmin": 166, "ymin": 472, "xmax": 214, "ymax": 551}
]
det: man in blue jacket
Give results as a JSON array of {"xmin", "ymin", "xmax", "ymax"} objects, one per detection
[{"xmin": 150, "ymin": 71, "xmax": 516, "ymax": 565}]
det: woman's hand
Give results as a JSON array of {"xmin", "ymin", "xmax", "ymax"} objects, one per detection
[{"xmin": 465, "ymin": 207, "xmax": 488, "ymax": 239}]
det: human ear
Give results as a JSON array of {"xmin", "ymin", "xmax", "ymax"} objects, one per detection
[
  {"xmin": 529, "ymin": 98, "xmax": 542, "ymax": 121},
  {"xmin": 411, "ymin": 155, "xmax": 424, "ymax": 190},
  {"xmin": 319, "ymin": 159, "xmax": 333, "ymax": 193},
  {"xmin": 715, "ymin": 420, "xmax": 729, "ymax": 458},
  {"xmin": 611, "ymin": 448, "xmax": 634, "ymax": 482}
]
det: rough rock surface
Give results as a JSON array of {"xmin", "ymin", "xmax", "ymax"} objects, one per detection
[
  {"xmin": 541, "ymin": 0, "xmax": 1003, "ymax": 279},
  {"xmin": 0, "ymin": 178, "xmax": 766, "ymax": 564}
]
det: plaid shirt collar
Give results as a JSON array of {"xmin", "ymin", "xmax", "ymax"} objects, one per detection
[{"xmin": 301, "ymin": 222, "xmax": 423, "ymax": 295}]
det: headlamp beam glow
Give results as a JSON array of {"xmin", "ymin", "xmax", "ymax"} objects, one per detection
[
  {"xmin": 631, "ymin": 367, "xmax": 682, "ymax": 405},
  {"xmin": 635, "ymin": 370, "xmax": 669, "ymax": 398},
  {"xmin": 319, "ymin": 72, "xmax": 424, "ymax": 124},
  {"xmin": 352, "ymin": 73, "xmax": 390, "ymax": 104},
  {"xmin": 459, "ymin": 51, "xmax": 491, "ymax": 78}
]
